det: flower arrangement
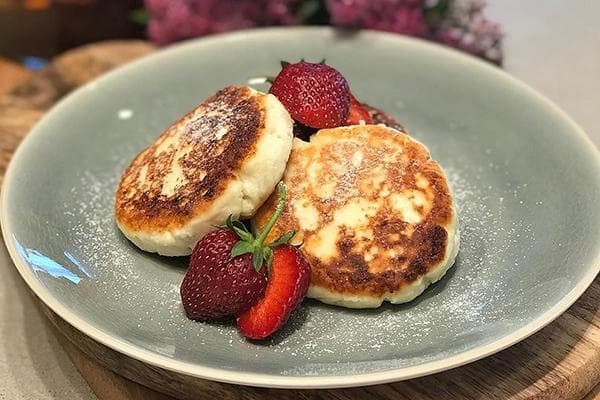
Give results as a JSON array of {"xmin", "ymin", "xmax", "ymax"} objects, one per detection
[{"xmin": 144, "ymin": 0, "xmax": 503, "ymax": 64}]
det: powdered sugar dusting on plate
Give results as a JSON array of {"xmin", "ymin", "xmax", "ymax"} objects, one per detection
[{"xmin": 57, "ymin": 147, "xmax": 539, "ymax": 375}]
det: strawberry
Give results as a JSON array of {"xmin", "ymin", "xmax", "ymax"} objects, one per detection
[
  {"xmin": 181, "ymin": 229, "xmax": 266, "ymax": 321},
  {"xmin": 237, "ymin": 245, "xmax": 311, "ymax": 340},
  {"xmin": 345, "ymin": 93, "xmax": 373, "ymax": 126},
  {"xmin": 269, "ymin": 61, "xmax": 350, "ymax": 129},
  {"xmin": 180, "ymin": 183, "xmax": 295, "ymax": 322}
]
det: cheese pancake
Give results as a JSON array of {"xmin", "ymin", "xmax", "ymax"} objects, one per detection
[
  {"xmin": 252, "ymin": 125, "xmax": 459, "ymax": 308},
  {"xmin": 115, "ymin": 86, "xmax": 293, "ymax": 256}
]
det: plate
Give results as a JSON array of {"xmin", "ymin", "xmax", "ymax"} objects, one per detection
[{"xmin": 2, "ymin": 28, "xmax": 599, "ymax": 388}]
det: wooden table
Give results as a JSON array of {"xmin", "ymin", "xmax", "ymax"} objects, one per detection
[{"xmin": 0, "ymin": 40, "xmax": 599, "ymax": 400}]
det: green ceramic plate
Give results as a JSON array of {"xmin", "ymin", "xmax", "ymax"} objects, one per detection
[{"xmin": 2, "ymin": 28, "xmax": 599, "ymax": 388}]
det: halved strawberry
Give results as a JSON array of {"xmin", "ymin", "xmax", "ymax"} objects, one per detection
[
  {"xmin": 345, "ymin": 93, "xmax": 373, "ymax": 126},
  {"xmin": 236, "ymin": 245, "xmax": 311, "ymax": 340}
]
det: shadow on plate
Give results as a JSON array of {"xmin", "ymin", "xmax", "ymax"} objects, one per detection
[{"xmin": 246, "ymin": 304, "xmax": 310, "ymax": 346}]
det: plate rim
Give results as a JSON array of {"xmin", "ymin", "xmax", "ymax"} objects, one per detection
[{"xmin": 2, "ymin": 26, "xmax": 599, "ymax": 389}]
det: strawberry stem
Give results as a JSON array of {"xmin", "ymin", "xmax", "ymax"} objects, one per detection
[
  {"xmin": 225, "ymin": 182, "xmax": 291, "ymax": 273},
  {"xmin": 254, "ymin": 182, "xmax": 286, "ymax": 247}
]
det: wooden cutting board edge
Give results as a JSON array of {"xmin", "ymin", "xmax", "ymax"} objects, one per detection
[{"xmin": 34, "ymin": 280, "xmax": 600, "ymax": 400}]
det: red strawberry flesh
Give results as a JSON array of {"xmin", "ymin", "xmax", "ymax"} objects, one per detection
[
  {"xmin": 180, "ymin": 229, "xmax": 267, "ymax": 321},
  {"xmin": 345, "ymin": 93, "xmax": 373, "ymax": 126},
  {"xmin": 237, "ymin": 245, "xmax": 311, "ymax": 340}
]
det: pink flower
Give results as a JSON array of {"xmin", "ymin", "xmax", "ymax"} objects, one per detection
[
  {"xmin": 145, "ymin": 0, "xmax": 299, "ymax": 45},
  {"xmin": 144, "ymin": 0, "xmax": 503, "ymax": 64},
  {"xmin": 326, "ymin": 0, "xmax": 502, "ymax": 64},
  {"xmin": 326, "ymin": 0, "xmax": 430, "ymax": 37},
  {"xmin": 432, "ymin": 0, "xmax": 503, "ymax": 64}
]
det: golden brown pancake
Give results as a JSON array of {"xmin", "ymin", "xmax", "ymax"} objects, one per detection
[
  {"xmin": 252, "ymin": 124, "xmax": 459, "ymax": 308},
  {"xmin": 115, "ymin": 85, "xmax": 293, "ymax": 256}
]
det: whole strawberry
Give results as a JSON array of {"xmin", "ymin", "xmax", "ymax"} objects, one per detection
[
  {"xmin": 269, "ymin": 61, "xmax": 351, "ymax": 129},
  {"xmin": 181, "ymin": 229, "xmax": 267, "ymax": 321}
]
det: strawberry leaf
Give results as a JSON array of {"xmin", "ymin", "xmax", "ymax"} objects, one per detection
[
  {"xmin": 230, "ymin": 219, "xmax": 248, "ymax": 232},
  {"xmin": 218, "ymin": 182, "xmax": 289, "ymax": 274},
  {"xmin": 232, "ymin": 226, "xmax": 253, "ymax": 242},
  {"xmin": 280, "ymin": 60, "xmax": 290, "ymax": 68},
  {"xmin": 263, "ymin": 247, "xmax": 274, "ymax": 272},
  {"xmin": 252, "ymin": 248, "xmax": 264, "ymax": 272},
  {"xmin": 269, "ymin": 230, "xmax": 295, "ymax": 248},
  {"xmin": 224, "ymin": 216, "xmax": 254, "ymax": 242},
  {"xmin": 230, "ymin": 241, "xmax": 254, "ymax": 259}
]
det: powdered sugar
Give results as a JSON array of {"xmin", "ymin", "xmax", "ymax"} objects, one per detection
[{"xmin": 56, "ymin": 141, "xmax": 539, "ymax": 375}]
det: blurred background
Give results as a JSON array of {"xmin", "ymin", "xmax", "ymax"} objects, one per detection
[
  {"xmin": 0, "ymin": 0, "xmax": 598, "ymax": 146},
  {"xmin": 0, "ymin": 0, "xmax": 147, "ymax": 95},
  {"xmin": 0, "ymin": 0, "xmax": 502, "ymax": 63},
  {"xmin": 0, "ymin": 0, "xmax": 144, "ymax": 60}
]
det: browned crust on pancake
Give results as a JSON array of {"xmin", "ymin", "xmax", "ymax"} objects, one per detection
[
  {"xmin": 253, "ymin": 125, "xmax": 454, "ymax": 298},
  {"xmin": 115, "ymin": 86, "xmax": 265, "ymax": 232},
  {"xmin": 322, "ymin": 224, "xmax": 448, "ymax": 295}
]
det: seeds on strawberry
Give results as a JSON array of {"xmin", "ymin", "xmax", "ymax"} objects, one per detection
[
  {"xmin": 269, "ymin": 61, "xmax": 350, "ymax": 129},
  {"xmin": 180, "ymin": 229, "xmax": 267, "ymax": 321}
]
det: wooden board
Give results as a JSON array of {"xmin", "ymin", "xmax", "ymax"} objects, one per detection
[
  {"xmin": 0, "ymin": 57, "xmax": 32, "ymax": 95},
  {"xmin": 584, "ymin": 385, "xmax": 600, "ymax": 400},
  {"xmin": 1, "ymin": 40, "xmax": 599, "ymax": 400}
]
